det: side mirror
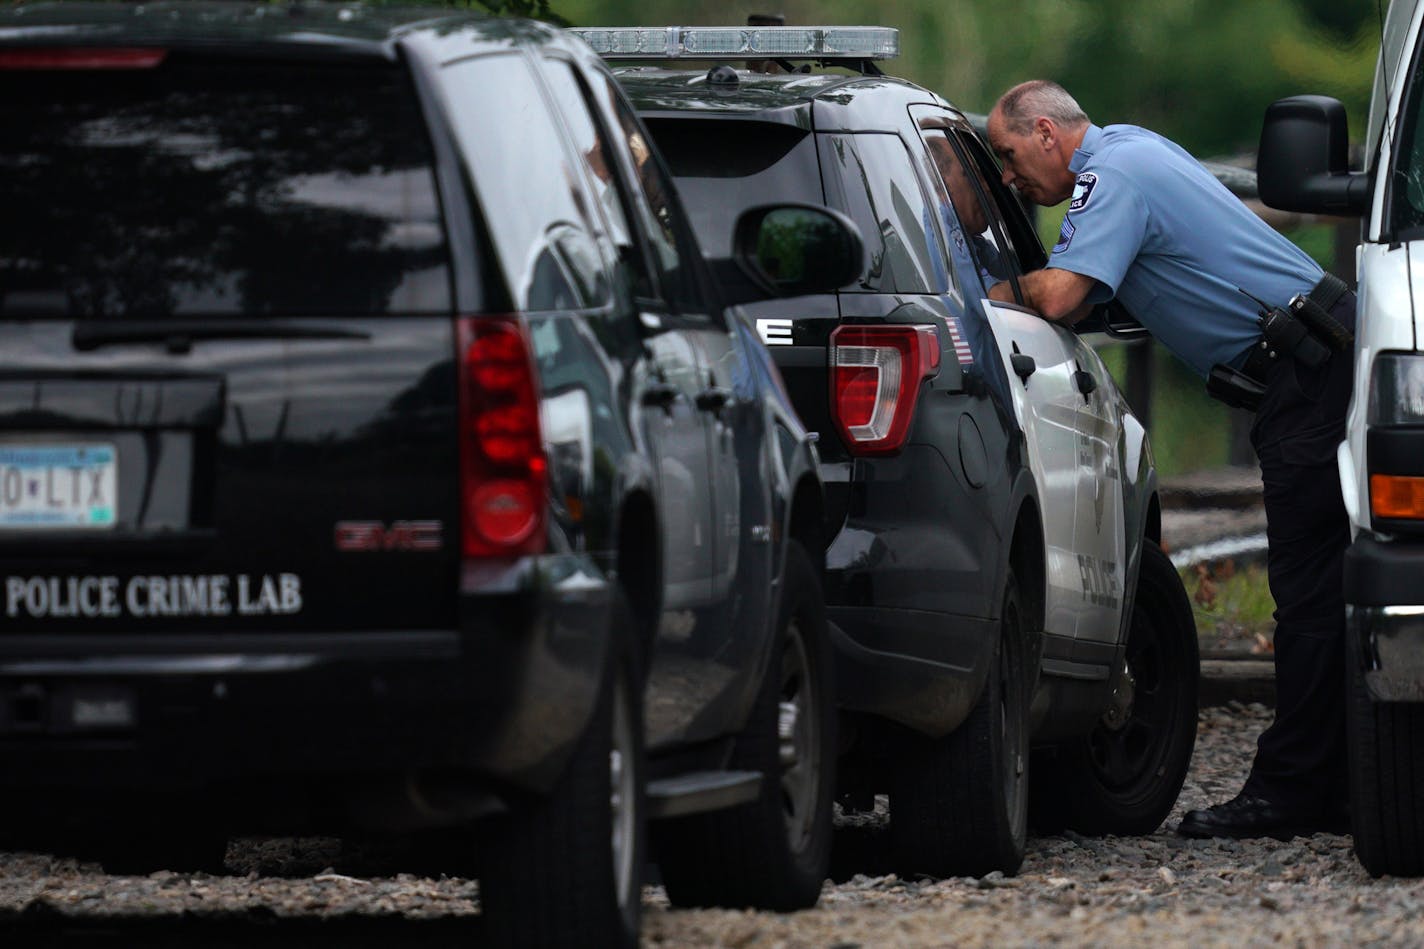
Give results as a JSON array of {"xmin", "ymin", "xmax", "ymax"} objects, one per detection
[
  {"xmin": 1257, "ymin": 95, "xmax": 1370, "ymax": 216},
  {"xmin": 1075, "ymin": 300, "xmax": 1148, "ymax": 340},
  {"xmin": 714, "ymin": 204, "xmax": 862, "ymax": 304}
]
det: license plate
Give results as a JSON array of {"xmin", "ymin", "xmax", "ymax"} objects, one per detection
[{"xmin": 0, "ymin": 444, "xmax": 117, "ymax": 529}]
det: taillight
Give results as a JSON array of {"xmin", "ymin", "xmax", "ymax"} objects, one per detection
[
  {"xmin": 457, "ymin": 316, "xmax": 547, "ymax": 558},
  {"xmin": 0, "ymin": 48, "xmax": 167, "ymax": 70},
  {"xmin": 830, "ymin": 325, "xmax": 940, "ymax": 456},
  {"xmin": 1371, "ymin": 474, "xmax": 1424, "ymax": 520}
]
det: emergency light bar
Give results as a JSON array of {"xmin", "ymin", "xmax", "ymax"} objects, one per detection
[{"xmin": 569, "ymin": 26, "xmax": 899, "ymax": 61}]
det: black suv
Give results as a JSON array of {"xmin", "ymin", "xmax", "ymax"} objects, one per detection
[
  {"xmin": 0, "ymin": 4, "xmax": 864, "ymax": 944},
  {"xmin": 591, "ymin": 25, "xmax": 1199, "ymax": 877}
]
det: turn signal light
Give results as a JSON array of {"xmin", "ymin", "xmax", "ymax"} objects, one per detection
[
  {"xmin": 457, "ymin": 316, "xmax": 547, "ymax": 558},
  {"xmin": 830, "ymin": 325, "xmax": 939, "ymax": 456},
  {"xmin": 1371, "ymin": 474, "xmax": 1424, "ymax": 520}
]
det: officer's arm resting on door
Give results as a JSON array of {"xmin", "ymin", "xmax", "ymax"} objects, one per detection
[{"xmin": 988, "ymin": 268, "xmax": 1097, "ymax": 325}]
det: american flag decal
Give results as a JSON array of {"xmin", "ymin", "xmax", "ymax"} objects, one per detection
[{"xmin": 946, "ymin": 317, "xmax": 973, "ymax": 365}]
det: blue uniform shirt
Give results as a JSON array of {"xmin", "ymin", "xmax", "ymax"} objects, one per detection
[{"xmin": 1048, "ymin": 124, "xmax": 1323, "ymax": 378}]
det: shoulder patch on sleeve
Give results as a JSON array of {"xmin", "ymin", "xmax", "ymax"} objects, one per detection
[
  {"xmin": 1052, "ymin": 216, "xmax": 1075, "ymax": 254},
  {"xmin": 1068, "ymin": 172, "xmax": 1098, "ymax": 212}
]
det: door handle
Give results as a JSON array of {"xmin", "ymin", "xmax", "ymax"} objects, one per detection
[
  {"xmin": 641, "ymin": 382, "xmax": 680, "ymax": 411},
  {"xmin": 1010, "ymin": 351, "xmax": 1036, "ymax": 383},
  {"xmin": 695, "ymin": 387, "xmax": 731, "ymax": 414}
]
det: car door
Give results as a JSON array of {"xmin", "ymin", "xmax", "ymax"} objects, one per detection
[
  {"xmin": 543, "ymin": 58, "xmax": 717, "ymax": 613},
  {"xmin": 1062, "ymin": 339, "xmax": 1127, "ymax": 641},
  {"xmin": 960, "ymin": 128, "xmax": 1130, "ymax": 643},
  {"xmin": 924, "ymin": 124, "xmax": 1100, "ymax": 641},
  {"xmin": 577, "ymin": 66, "xmax": 756, "ymax": 747},
  {"xmin": 980, "ymin": 298, "xmax": 1090, "ymax": 640}
]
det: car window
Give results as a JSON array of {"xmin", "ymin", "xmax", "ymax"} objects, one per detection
[
  {"xmin": 540, "ymin": 59, "xmax": 651, "ymax": 306},
  {"xmin": 0, "ymin": 57, "xmax": 451, "ymax": 318},
  {"xmin": 957, "ymin": 131, "xmax": 1047, "ymax": 273},
  {"xmin": 595, "ymin": 78, "xmax": 712, "ymax": 321},
  {"xmin": 441, "ymin": 53, "xmax": 606, "ymax": 313},
  {"xmin": 919, "ymin": 128, "xmax": 1013, "ymax": 295},
  {"xmin": 820, "ymin": 133, "xmax": 949, "ymax": 294},
  {"xmin": 648, "ymin": 119, "xmax": 823, "ymax": 260}
]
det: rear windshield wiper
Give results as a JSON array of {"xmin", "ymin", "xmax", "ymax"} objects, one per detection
[{"xmin": 72, "ymin": 320, "xmax": 371, "ymax": 353}]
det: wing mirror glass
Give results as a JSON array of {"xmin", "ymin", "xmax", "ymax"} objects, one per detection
[{"xmin": 730, "ymin": 204, "xmax": 863, "ymax": 299}]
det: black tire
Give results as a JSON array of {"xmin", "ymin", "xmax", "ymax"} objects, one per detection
[
  {"xmin": 890, "ymin": 571, "xmax": 1029, "ymax": 878},
  {"xmin": 1029, "ymin": 539, "xmax": 1198, "ymax": 836},
  {"xmin": 1348, "ymin": 618, "xmax": 1424, "ymax": 877},
  {"xmin": 657, "ymin": 540, "xmax": 835, "ymax": 910},
  {"xmin": 481, "ymin": 627, "xmax": 646, "ymax": 948}
]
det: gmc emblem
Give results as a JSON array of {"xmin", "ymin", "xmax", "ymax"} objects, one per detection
[{"xmin": 334, "ymin": 520, "xmax": 444, "ymax": 552}]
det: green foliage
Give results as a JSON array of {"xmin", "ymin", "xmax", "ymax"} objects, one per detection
[
  {"xmin": 369, "ymin": 0, "xmax": 568, "ymax": 24},
  {"xmin": 756, "ymin": 213, "xmax": 808, "ymax": 283},
  {"xmin": 1181, "ymin": 561, "xmax": 1277, "ymax": 655},
  {"xmin": 1142, "ymin": 347, "xmax": 1234, "ymax": 473},
  {"xmin": 1282, "ymin": 222, "xmax": 1344, "ymax": 270},
  {"xmin": 1295, "ymin": 0, "xmax": 1378, "ymax": 40}
]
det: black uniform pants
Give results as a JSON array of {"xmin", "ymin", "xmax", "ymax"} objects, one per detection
[{"xmin": 1240, "ymin": 292, "xmax": 1356, "ymax": 814}]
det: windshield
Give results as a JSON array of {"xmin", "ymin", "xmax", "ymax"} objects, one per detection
[
  {"xmin": 0, "ymin": 55, "xmax": 451, "ymax": 318},
  {"xmin": 1390, "ymin": 42, "xmax": 1424, "ymax": 237}
]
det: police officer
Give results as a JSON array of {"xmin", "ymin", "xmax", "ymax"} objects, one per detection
[{"xmin": 985, "ymin": 80, "xmax": 1354, "ymax": 839}]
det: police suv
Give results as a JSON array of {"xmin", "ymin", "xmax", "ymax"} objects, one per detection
[
  {"xmin": 577, "ymin": 24, "xmax": 1200, "ymax": 877},
  {"xmin": 0, "ymin": 4, "xmax": 865, "ymax": 943},
  {"xmin": 1258, "ymin": 0, "xmax": 1424, "ymax": 878}
]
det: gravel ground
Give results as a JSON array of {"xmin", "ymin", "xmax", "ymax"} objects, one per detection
[{"xmin": 3, "ymin": 703, "xmax": 1422, "ymax": 947}]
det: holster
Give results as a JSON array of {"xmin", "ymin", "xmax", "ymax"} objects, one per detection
[
  {"xmin": 1206, "ymin": 363, "xmax": 1265, "ymax": 412},
  {"xmin": 1289, "ymin": 272, "xmax": 1354, "ymax": 353}
]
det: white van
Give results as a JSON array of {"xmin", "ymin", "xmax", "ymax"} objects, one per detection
[{"xmin": 1257, "ymin": 0, "xmax": 1424, "ymax": 877}]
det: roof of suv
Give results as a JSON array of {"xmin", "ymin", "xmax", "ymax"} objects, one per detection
[
  {"xmin": 0, "ymin": 1, "xmax": 562, "ymax": 61},
  {"xmin": 614, "ymin": 65, "xmax": 957, "ymax": 132}
]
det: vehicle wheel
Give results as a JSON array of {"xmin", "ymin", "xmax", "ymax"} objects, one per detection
[
  {"xmin": 1029, "ymin": 539, "xmax": 1198, "ymax": 836},
  {"xmin": 481, "ymin": 625, "xmax": 646, "ymax": 948},
  {"xmin": 890, "ymin": 570, "xmax": 1029, "ymax": 878},
  {"xmin": 1348, "ymin": 619, "xmax": 1424, "ymax": 877},
  {"xmin": 656, "ymin": 540, "xmax": 835, "ymax": 910}
]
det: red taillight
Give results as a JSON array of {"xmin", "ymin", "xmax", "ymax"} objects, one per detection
[
  {"xmin": 457, "ymin": 316, "xmax": 547, "ymax": 558},
  {"xmin": 0, "ymin": 48, "xmax": 167, "ymax": 70},
  {"xmin": 830, "ymin": 325, "xmax": 940, "ymax": 456}
]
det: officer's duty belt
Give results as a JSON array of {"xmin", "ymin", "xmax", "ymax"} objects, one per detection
[
  {"xmin": 1240, "ymin": 338, "xmax": 1285, "ymax": 386},
  {"xmin": 1238, "ymin": 272, "xmax": 1353, "ymax": 387},
  {"xmin": 1206, "ymin": 273, "xmax": 1353, "ymax": 412}
]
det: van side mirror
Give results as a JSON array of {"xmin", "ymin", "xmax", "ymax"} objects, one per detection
[
  {"xmin": 1257, "ymin": 95, "xmax": 1370, "ymax": 216},
  {"xmin": 710, "ymin": 204, "xmax": 862, "ymax": 305}
]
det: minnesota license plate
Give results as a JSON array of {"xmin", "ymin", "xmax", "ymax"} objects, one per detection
[{"xmin": 0, "ymin": 444, "xmax": 117, "ymax": 529}]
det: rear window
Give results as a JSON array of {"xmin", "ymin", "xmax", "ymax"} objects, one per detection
[
  {"xmin": 0, "ymin": 56, "xmax": 451, "ymax": 318},
  {"xmin": 646, "ymin": 119, "xmax": 823, "ymax": 259},
  {"xmin": 820, "ymin": 132, "xmax": 949, "ymax": 294}
]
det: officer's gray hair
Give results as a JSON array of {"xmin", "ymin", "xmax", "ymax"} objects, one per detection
[{"xmin": 995, "ymin": 81, "xmax": 1090, "ymax": 135}]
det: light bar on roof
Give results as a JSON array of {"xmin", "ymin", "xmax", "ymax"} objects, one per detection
[{"xmin": 569, "ymin": 26, "xmax": 899, "ymax": 61}]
